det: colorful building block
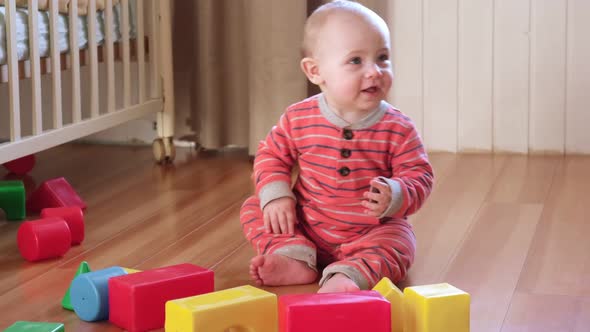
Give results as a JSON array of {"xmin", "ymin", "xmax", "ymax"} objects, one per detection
[
  {"xmin": 2, "ymin": 172, "xmax": 37, "ymax": 196},
  {"xmin": 0, "ymin": 180, "xmax": 26, "ymax": 221},
  {"xmin": 2, "ymin": 154, "xmax": 36, "ymax": 175},
  {"xmin": 70, "ymin": 266, "xmax": 127, "ymax": 321},
  {"xmin": 373, "ymin": 277, "xmax": 404, "ymax": 332},
  {"xmin": 109, "ymin": 263, "xmax": 214, "ymax": 332},
  {"xmin": 279, "ymin": 291, "xmax": 391, "ymax": 332},
  {"xmin": 17, "ymin": 218, "xmax": 71, "ymax": 262},
  {"xmin": 3, "ymin": 321, "xmax": 63, "ymax": 332},
  {"xmin": 26, "ymin": 177, "xmax": 86, "ymax": 212},
  {"xmin": 403, "ymin": 283, "xmax": 470, "ymax": 332},
  {"xmin": 41, "ymin": 207, "xmax": 85, "ymax": 245},
  {"xmin": 165, "ymin": 285, "xmax": 277, "ymax": 332},
  {"xmin": 62, "ymin": 261, "xmax": 92, "ymax": 310},
  {"xmin": 121, "ymin": 267, "xmax": 142, "ymax": 274}
]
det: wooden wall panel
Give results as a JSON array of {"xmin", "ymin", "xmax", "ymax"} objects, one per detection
[
  {"xmin": 492, "ymin": 0, "xmax": 530, "ymax": 153},
  {"xmin": 566, "ymin": 0, "xmax": 590, "ymax": 154},
  {"xmin": 423, "ymin": 0, "xmax": 458, "ymax": 152},
  {"xmin": 529, "ymin": 0, "xmax": 567, "ymax": 154},
  {"xmin": 457, "ymin": 0, "xmax": 493, "ymax": 152},
  {"xmin": 387, "ymin": 0, "xmax": 588, "ymax": 154},
  {"xmin": 389, "ymin": 1, "xmax": 424, "ymax": 135}
]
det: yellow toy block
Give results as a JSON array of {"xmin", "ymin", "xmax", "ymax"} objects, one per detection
[
  {"xmin": 373, "ymin": 277, "xmax": 404, "ymax": 332},
  {"xmin": 403, "ymin": 283, "xmax": 470, "ymax": 332},
  {"xmin": 121, "ymin": 267, "xmax": 141, "ymax": 274},
  {"xmin": 165, "ymin": 285, "xmax": 277, "ymax": 332}
]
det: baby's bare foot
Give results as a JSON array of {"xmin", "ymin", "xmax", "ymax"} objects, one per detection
[
  {"xmin": 249, "ymin": 254, "xmax": 317, "ymax": 286},
  {"xmin": 318, "ymin": 273, "xmax": 360, "ymax": 293}
]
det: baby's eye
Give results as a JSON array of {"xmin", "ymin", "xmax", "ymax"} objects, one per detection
[
  {"xmin": 378, "ymin": 54, "xmax": 389, "ymax": 62},
  {"xmin": 349, "ymin": 57, "xmax": 362, "ymax": 65}
]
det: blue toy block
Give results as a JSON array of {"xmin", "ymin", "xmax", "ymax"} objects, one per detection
[{"xmin": 70, "ymin": 266, "xmax": 127, "ymax": 321}]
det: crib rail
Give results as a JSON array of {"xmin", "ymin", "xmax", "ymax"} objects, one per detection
[
  {"xmin": 6, "ymin": 0, "xmax": 20, "ymax": 142},
  {"xmin": 28, "ymin": 0, "xmax": 42, "ymax": 135},
  {"xmin": 0, "ymin": 0, "xmax": 174, "ymax": 165}
]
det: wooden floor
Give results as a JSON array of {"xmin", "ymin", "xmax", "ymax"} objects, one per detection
[{"xmin": 1, "ymin": 144, "xmax": 589, "ymax": 331}]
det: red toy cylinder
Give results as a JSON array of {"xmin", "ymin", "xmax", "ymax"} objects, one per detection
[
  {"xmin": 41, "ymin": 207, "xmax": 84, "ymax": 245},
  {"xmin": 17, "ymin": 218, "xmax": 72, "ymax": 262}
]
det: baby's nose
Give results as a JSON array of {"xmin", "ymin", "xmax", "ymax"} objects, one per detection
[{"xmin": 365, "ymin": 63, "xmax": 381, "ymax": 78}]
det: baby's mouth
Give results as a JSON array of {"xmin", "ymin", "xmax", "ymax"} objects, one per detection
[{"xmin": 362, "ymin": 86, "xmax": 379, "ymax": 93}]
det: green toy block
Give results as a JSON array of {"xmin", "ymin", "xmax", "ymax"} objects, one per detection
[
  {"xmin": 0, "ymin": 181, "xmax": 26, "ymax": 221},
  {"xmin": 62, "ymin": 261, "xmax": 91, "ymax": 310},
  {"xmin": 3, "ymin": 321, "xmax": 64, "ymax": 332}
]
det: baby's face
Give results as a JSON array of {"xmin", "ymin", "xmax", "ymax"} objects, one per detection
[{"xmin": 314, "ymin": 12, "xmax": 393, "ymax": 114}]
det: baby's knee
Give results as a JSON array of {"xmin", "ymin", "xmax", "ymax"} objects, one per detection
[
  {"xmin": 240, "ymin": 195, "xmax": 260, "ymax": 211},
  {"xmin": 240, "ymin": 196, "xmax": 262, "ymax": 220}
]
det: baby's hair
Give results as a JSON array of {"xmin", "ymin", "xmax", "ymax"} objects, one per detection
[{"xmin": 301, "ymin": 0, "xmax": 385, "ymax": 58}]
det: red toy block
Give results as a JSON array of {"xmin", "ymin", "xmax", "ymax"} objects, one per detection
[
  {"xmin": 27, "ymin": 177, "xmax": 86, "ymax": 212},
  {"xmin": 17, "ymin": 217, "xmax": 72, "ymax": 262},
  {"xmin": 108, "ymin": 263, "xmax": 214, "ymax": 332},
  {"xmin": 3, "ymin": 154, "xmax": 36, "ymax": 175},
  {"xmin": 41, "ymin": 207, "xmax": 85, "ymax": 245},
  {"xmin": 279, "ymin": 291, "xmax": 391, "ymax": 332}
]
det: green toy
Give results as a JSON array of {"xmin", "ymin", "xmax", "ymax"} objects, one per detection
[
  {"xmin": 3, "ymin": 321, "xmax": 64, "ymax": 332},
  {"xmin": 0, "ymin": 181, "xmax": 26, "ymax": 221},
  {"xmin": 62, "ymin": 261, "xmax": 91, "ymax": 310}
]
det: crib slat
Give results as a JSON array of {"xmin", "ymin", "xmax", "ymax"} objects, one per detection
[
  {"xmin": 69, "ymin": 0, "xmax": 81, "ymax": 122},
  {"xmin": 150, "ymin": 0, "xmax": 160, "ymax": 99},
  {"xmin": 121, "ymin": 0, "xmax": 131, "ymax": 107},
  {"xmin": 105, "ymin": 0, "xmax": 115, "ymax": 113},
  {"xmin": 157, "ymin": 0, "xmax": 174, "ymax": 138},
  {"xmin": 88, "ymin": 0, "xmax": 99, "ymax": 117},
  {"xmin": 137, "ymin": 0, "xmax": 145, "ymax": 103},
  {"xmin": 50, "ymin": 0, "xmax": 63, "ymax": 128},
  {"xmin": 28, "ymin": 0, "xmax": 43, "ymax": 135},
  {"xmin": 6, "ymin": 0, "xmax": 21, "ymax": 140}
]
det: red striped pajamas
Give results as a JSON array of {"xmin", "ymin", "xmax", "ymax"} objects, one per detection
[{"xmin": 240, "ymin": 94, "xmax": 433, "ymax": 289}]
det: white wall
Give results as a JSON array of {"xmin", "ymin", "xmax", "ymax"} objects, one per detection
[{"xmin": 387, "ymin": 0, "xmax": 590, "ymax": 154}]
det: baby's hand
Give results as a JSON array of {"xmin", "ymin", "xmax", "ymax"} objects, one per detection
[
  {"xmin": 362, "ymin": 179, "xmax": 392, "ymax": 217},
  {"xmin": 263, "ymin": 197, "xmax": 297, "ymax": 234}
]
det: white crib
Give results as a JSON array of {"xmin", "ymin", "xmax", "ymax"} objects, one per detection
[{"xmin": 0, "ymin": 0, "xmax": 175, "ymax": 166}]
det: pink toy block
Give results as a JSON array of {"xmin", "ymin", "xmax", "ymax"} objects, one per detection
[
  {"xmin": 108, "ymin": 263, "xmax": 214, "ymax": 332},
  {"xmin": 3, "ymin": 154, "xmax": 36, "ymax": 175},
  {"xmin": 27, "ymin": 177, "xmax": 86, "ymax": 212},
  {"xmin": 41, "ymin": 207, "xmax": 84, "ymax": 245},
  {"xmin": 17, "ymin": 217, "xmax": 71, "ymax": 262},
  {"xmin": 279, "ymin": 291, "xmax": 391, "ymax": 332}
]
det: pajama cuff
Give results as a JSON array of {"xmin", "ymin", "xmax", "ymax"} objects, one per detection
[
  {"xmin": 377, "ymin": 176, "xmax": 404, "ymax": 218},
  {"xmin": 273, "ymin": 245, "xmax": 317, "ymax": 272},
  {"xmin": 319, "ymin": 264, "xmax": 370, "ymax": 290},
  {"xmin": 259, "ymin": 181, "xmax": 296, "ymax": 210}
]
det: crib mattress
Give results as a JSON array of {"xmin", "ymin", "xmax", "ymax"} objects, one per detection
[{"xmin": 0, "ymin": 1, "xmax": 135, "ymax": 66}]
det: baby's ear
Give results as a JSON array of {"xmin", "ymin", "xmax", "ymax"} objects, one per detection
[{"xmin": 300, "ymin": 57, "xmax": 323, "ymax": 85}]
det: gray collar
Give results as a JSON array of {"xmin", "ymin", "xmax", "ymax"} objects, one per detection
[{"xmin": 318, "ymin": 93, "xmax": 388, "ymax": 129}]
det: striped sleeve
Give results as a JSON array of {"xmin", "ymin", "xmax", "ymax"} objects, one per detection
[
  {"xmin": 384, "ymin": 118, "xmax": 434, "ymax": 219},
  {"xmin": 253, "ymin": 111, "xmax": 298, "ymax": 209}
]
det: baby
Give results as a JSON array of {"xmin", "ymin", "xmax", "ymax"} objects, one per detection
[{"xmin": 240, "ymin": 0, "xmax": 434, "ymax": 293}]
